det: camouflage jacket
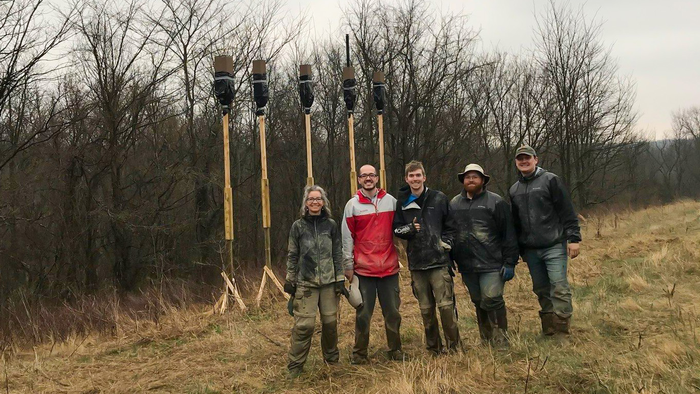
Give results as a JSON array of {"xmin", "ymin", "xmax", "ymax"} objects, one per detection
[{"xmin": 286, "ymin": 212, "xmax": 344, "ymax": 288}]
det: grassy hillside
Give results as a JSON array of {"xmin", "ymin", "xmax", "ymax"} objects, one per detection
[{"xmin": 4, "ymin": 201, "xmax": 700, "ymax": 393}]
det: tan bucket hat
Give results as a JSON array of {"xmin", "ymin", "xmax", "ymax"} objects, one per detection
[{"xmin": 457, "ymin": 163, "xmax": 491, "ymax": 185}]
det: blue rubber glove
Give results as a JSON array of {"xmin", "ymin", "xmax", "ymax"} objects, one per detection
[{"xmin": 500, "ymin": 264, "xmax": 515, "ymax": 281}]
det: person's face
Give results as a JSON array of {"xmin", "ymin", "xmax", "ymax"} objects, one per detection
[
  {"xmin": 358, "ymin": 165, "xmax": 378, "ymax": 191},
  {"xmin": 305, "ymin": 191, "xmax": 324, "ymax": 215},
  {"xmin": 405, "ymin": 169, "xmax": 425, "ymax": 192},
  {"xmin": 515, "ymin": 154, "xmax": 538, "ymax": 174},
  {"xmin": 463, "ymin": 172, "xmax": 484, "ymax": 194}
]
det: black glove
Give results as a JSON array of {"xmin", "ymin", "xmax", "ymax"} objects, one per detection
[
  {"xmin": 335, "ymin": 281, "xmax": 348, "ymax": 297},
  {"xmin": 284, "ymin": 282, "xmax": 296, "ymax": 296}
]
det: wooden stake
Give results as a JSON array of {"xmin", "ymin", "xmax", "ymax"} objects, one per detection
[
  {"xmin": 223, "ymin": 114, "xmax": 234, "ymax": 242},
  {"xmin": 377, "ymin": 113, "xmax": 387, "ymax": 190},
  {"xmin": 348, "ymin": 114, "xmax": 357, "ymax": 196},
  {"xmin": 305, "ymin": 113, "xmax": 314, "ymax": 186},
  {"xmin": 256, "ymin": 114, "xmax": 287, "ymax": 307}
]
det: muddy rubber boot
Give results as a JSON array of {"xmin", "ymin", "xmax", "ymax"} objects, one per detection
[
  {"xmin": 552, "ymin": 314, "xmax": 571, "ymax": 335},
  {"xmin": 475, "ymin": 307, "xmax": 493, "ymax": 343},
  {"xmin": 487, "ymin": 308, "xmax": 509, "ymax": 348},
  {"xmin": 539, "ymin": 312, "xmax": 556, "ymax": 336}
]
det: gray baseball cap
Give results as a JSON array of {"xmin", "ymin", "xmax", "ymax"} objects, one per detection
[{"xmin": 514, "ymin": 144, "xmax": 537, "ymax": 159}]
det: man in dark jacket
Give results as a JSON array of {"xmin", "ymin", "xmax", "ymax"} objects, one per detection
[
  {"xmin": 509, "ymin": 145, "xmax": 582, "ymax": 336},
  {"xmin": 450, "ymin": 164, "xmax": 519, "ymax": 347},
  {"xmin": 393, "ymin": 160, "xmax": 461, "ymax": 354}
]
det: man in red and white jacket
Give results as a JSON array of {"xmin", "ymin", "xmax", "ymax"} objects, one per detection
[{"xmin": 342, "ymin": 164, "xmax": 403, "ymax": 364}]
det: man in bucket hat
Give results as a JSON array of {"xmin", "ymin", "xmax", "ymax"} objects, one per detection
[
  {"xmin": 509, "ymin": 145, "xmax": 581, "ymax": 337},
  {"xmin": 449, "ymin": 164, "xmax": 519, "ymax": 347}
]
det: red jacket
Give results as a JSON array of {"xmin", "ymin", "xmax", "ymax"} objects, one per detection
[{"xmin": 341, "ymin": 189, "xmax": 399, "ymax": 277}]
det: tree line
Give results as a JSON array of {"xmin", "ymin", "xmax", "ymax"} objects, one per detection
[{"xmin": 1, "ymin": 0, "xmax": 699, "ymax": 318}]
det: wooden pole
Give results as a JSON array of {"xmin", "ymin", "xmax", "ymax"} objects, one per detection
[
  {"xmin": 377, "ymin": 113, "xmax": 386, "ymax": 191},
  {"xmin": 348, "ymin": 114, "xmax": 357, "ymax": 195},
  {"xmin": 373, "ymin": 71, "xmax": 387, "ymax": 191},
  {"xmin": 305, "ymin": 113, "xmax": 314, "ymax": 186},
  {"xmin": 255, "ymin": 114, "xmax": 289, "ymax": 306},
  {"xmin": 213, "ymin": 55, "xmax": 246, "ymax": 313},
  {"xmin": 253, "ymin": 59, "xmax": 288, "ymax": 307},
  {"xmin": 258, "ymin": 115, "xmax": 272, "ymax": 263}
]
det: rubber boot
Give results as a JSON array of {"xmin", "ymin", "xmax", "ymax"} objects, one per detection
[
  {"xmin": 475, "ymin": 306, "xmax": 493, "ymax": 343},
  {"xmin": 539, "ymin": 312, "xmax": 556, "ymax": 336},
  {"xmin": 487, "ymin": 308, "xmax": 509, "ymax": 348},
  {"xmin": 552, "ymin": 314, "xmax": 571, "ymax": 335}
]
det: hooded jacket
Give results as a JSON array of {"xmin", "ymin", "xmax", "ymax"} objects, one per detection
[
  {"xmin": 392, "ymin": 186, "xmax": 456, "ymax": 271},
  {"xmin": 508, "ymin": 167, "xmax": 582, "ymax": 250},
  {"xmin": 449, "ymin": 189, "xmax": 519, "ymax": 273},
  {"xmin": 341, "ymin": 188, "xmax": 400, "ymax": 278},
  {"xmin": 286, "ymin": 211, "xmax": 344, "ymax": 288}
]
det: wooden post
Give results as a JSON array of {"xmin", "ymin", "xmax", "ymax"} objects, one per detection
[
  {"xmin": 213, "ymin": 55, "xmax": 246, "ymax": 313},
  {"xmin": 348, "ymin": 114, "xmax": 357, "ymax": 195},
  {"xmin": 374, "ymin": 71, "xmax": 387, "ymax": 191},
  {"xmin": 305, "ymin": 113, "xmax": 313, "ymax": 186},
  {"xmin": 300, "ymin": 64, "xmax": 314, "ymax": 186},
  {"xmin": 344, "ymin": 65, "xmax": 357, "ymax": 196},
  {"xmin": 253, "ymin": 59, "xmax": 289, "ymax": 307},
  {"xmin": 377, "ymin": 113, "xmax": 386, "ymax": 190}
]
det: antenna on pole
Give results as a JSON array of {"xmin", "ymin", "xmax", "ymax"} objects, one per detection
[{"xmin": 345, "ymin": 34, "xmax": 350, "ymax": 67}]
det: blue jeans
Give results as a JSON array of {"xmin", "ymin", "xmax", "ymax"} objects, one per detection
[
  {"xmin": 461, "ymin": 272, "xmax": 505, "ymax": 311},
  {"xmin": 523, "ymin": 242, "xmax": 572, "ymax": 318}
]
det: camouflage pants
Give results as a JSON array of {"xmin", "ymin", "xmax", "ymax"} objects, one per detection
[
  {"xmin": 410, "ymin": 267, "xmax": 461, "ymax": 353},
  {"xmin": 288, "ymin": 284, "xmax": 339, "ymax": 372}
]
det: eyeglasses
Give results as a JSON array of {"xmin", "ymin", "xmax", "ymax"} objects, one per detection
[
  {"xmin": 358, "ymin": 174, "xmax": 378, "ymax": 179},
  {"xmin": 306, "ymin": 197, "xmax": 323, "ymax": 202}
]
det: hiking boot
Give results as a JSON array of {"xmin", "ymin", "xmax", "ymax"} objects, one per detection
[
  {"xmin": 552, "ymin": 314, "xmax": 571, "ymax": 335},
  {"xmin": 540, "ymin": 312, "xmax": 556, "ymax": 336}
]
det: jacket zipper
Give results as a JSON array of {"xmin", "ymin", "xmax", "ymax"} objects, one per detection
[{"xmin": 314, "ymin": 219, "xmax": 319, "ymax": 282}]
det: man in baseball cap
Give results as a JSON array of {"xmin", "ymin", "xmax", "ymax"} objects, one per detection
[
  {"xmin": 509, "ymin": 144, "xmax": 581, "ymax": 337},
  {"xmin": 449, "ymin": 164, "xmax": 519, "ymax": 347}
]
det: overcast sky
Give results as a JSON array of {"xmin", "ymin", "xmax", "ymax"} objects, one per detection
[{"xmin": 286, "ymin": 0, "xmax": 700, "ymax": 139}]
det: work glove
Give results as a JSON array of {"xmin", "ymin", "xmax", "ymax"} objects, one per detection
[
  {"xmin": 284, "ymin": 282, "xmax": 296, "ymax": 296},
  {"xmin": 500, "ymin": 264, "xmax": 515, "ymax": 282},
  {"xmin": 335, "ymin": 281, "xmax": 349, "ymax": 297}
]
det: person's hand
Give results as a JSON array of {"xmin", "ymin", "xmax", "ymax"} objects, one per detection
[
  {"xmin": 344, "ymin": 269, "xmax": 354, "ymax": 282},
  {"xmin": 412, "ymin": 217, "xmax": 421, "ymax": 232},
  {"xmin": 283, "ymin": 282, "xmax": 296, "ymax": 296},
  {"xmin": 567, "ymin": 242, "xmax": 580, "ymax": 259},
  {"xmin": 500, "ymin": 265, "xmax": 515, "ymax": 281}
]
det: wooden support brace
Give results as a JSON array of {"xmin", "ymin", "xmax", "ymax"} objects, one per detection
[
  {"xmin": 221, "ymin": 271, "xmax": 247, "ymax": 311},
  {"xmin": 255, "ymin": 266, "xmax": 290, "ymax": 307}
]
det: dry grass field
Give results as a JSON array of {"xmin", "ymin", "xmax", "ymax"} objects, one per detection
[{"xmin": 3, "ymin": 201, "xmax": 700, "ymax": 393}]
